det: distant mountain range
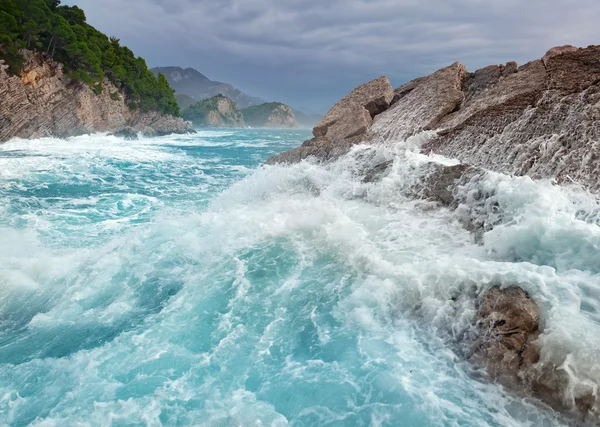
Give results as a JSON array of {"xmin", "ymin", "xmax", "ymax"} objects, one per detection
[
  {"xmin": 151, "ymin": 66, "xmax": 322, "ymax": 127},
  {"xmin": 151, "ymin": 67, "xmax": 266, "ymax": 109}
]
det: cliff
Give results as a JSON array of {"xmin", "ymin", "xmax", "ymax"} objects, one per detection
[
  {"xmin": 268, "ymin": 45, "xmax": 600, "ymax": 192},
  {"xmin": 181, "ymin": 95, "xmax": 246, "ymax": 128},
  {"xmin": 241, "ymin": 102, "xmax": 298, "ymax": 128},
  {"xmin": 0, "ymin": 52, "xmax": 193, "ymax": 142}
]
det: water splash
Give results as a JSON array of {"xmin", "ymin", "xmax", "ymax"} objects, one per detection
[{"xmin": 0, "ymin": 129, "xmax": 597, "ymax": 426}]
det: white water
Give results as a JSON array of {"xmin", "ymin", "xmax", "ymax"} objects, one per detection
[{"xmin": 0, "ymin": 130, "xmax": 599, "ymax": 426}]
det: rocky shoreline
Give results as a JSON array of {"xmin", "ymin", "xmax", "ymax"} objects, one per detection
[
  {"xmin": 269, "ymin": 45, "xmax": 600, "ymax": 424},
  {"xmin": 0, "ymin": 51, "xmax": 194, "ymax": 142}
]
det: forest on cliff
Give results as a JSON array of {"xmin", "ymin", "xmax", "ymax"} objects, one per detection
[{"xmin": 0, "ymin": 0, "xmax": 179, "ymax": 116}]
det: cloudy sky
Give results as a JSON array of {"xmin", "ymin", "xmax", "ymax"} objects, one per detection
[{"xmin": 64, "ymin": 0, "xmax": 599, "ymax": 113}]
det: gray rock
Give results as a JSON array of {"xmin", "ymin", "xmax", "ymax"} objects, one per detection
[{"xmin": 112, "ymin": 127, "xmax": 138, "ymax": 140}]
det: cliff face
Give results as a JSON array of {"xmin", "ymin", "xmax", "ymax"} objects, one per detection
[
  {"xmin": 181, "ymin": 95, "xmax": 246, "ymax": 128},
  {"xmin": 0, "ymin": 52, "xmax": 193, "ymax": 142},
  {"xmin": 269, "ymin": 45, "xmax": 600, "ymax": 192},
  {"xmin": 241, "ymin": 102, "xmax": 298, "ymax": 128}
]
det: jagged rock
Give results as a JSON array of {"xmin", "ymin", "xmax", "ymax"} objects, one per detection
[
  {"xmin": 424, "ymin": 45, "xmax": 600, "ymax": 192},
  {"xmin": 241, "ymin": 102, "xmax": 298, "ymax": 128},
  {"xmin": 112, "ymin": 127, "xmax": 138, "ymax": 140},
  {"xmin": 371, "ymin": 62, "xmax": 467, "ymax": 142},
  {"xmin": 267, "ymin": 76, "xmax": 393, "ymax": 164},
  {"xmin": 271, "ymin": 45, "xmax": 600, "ymax": 192},
  {"xmin": 470, "ymin": 286, "xmax": 541, "ymax": 387},
  {"xmin": 314, "ymin": 76, "xmax": 394, "ymax": 141},
  {"xmin": 422, "ymin": 164, "xmax": 477, "ymax": 206},
  {"xmin": 0, "ymin": 51, "xmax": 194, "ymax": 142},
  {"xmin": 469, "ymin": 286, "xmax": 598, "ymax": 423},
  {"xmin": 181, "ymin": 95, "xmax": 246, "ymax": 128}
]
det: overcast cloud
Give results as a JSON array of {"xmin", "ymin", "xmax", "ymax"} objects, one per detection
[{"xmin": 64, "ymin": 0, "xmax": 600, "ymax": 113}]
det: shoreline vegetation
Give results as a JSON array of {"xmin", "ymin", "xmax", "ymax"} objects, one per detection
[{"xmin": 0, "ymin": 0, "xmax": 179, "ymax": 116}]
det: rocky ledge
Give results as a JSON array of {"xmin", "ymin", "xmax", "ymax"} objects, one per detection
[
  {"xmin": 0, "ymin": 51, "xmax": 194, "ymax": 142},
  {"xmin": 268, "ymin": 45, "xmax": 600, "ymax": 423},
  {"xmin": 268, "ymin": 45, "xmax": 600, "ymax": 193}
]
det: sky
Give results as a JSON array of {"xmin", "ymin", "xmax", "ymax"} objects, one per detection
[{"xmin": 64, "ymin": 0, "xmax": 600, "ymax": 114}]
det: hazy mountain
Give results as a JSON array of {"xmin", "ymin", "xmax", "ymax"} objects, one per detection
[
  {"xmin": 293, "ymin": 109, "xmax": 323, "ymax": 128},
  {"xmin": 151, "ymin": 67, "xmax": 265, "ymax": 109},
  {"xmin": 241, "ymin": 103, "xmax": 297, "ymax": 128}
]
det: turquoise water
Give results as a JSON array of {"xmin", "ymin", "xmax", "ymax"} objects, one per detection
[{"xmin": 1, "ymin": 129, "xmax": 599, "ymax": 426}]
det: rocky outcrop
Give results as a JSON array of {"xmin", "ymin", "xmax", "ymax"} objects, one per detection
[
  {"xmin": 467, "ymin": 286, "xmax": 598, "ymax": 423},
  {"xmin": 268, "ymin": 45, "xmax": 600, "ymax": 193},
  {"xmin": 240, "ymin": 102, "xmax": 298, "ymax": 128},
  {"xmin": 0, "ymin": 52, "xmax": 193, "ymax": 142},
  {"xmin": 181, "ymin": 95, "xmax": 246, "ymax": 128},
  {"xmin": 267, "ymin": 76, "xmax": 394, "ymax": 164}
]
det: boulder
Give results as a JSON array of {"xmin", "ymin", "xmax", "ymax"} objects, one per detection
[
  {"xmin": 112, "ymin": 127, "xmax": 138, "ymax": 140},
  {"xmin": 314, "ymin": 75, "xmax": 394, "ymax": 141},
  {"xmin": 267, "ymin": 76, "xmax": 394, "ymax": 164},
  {"xmin": 469, "ymin": 286, "xmax": 598, "ymax": 422}
]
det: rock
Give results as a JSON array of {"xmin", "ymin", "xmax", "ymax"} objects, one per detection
[
  {"xmin": 181, "ymin": 95, "xmax": 246, "ymax": 128},
  {"xmin": 112, "ymin": 127, "xmax": 138, "ymax": 140},
  {"xmin": 371, "ymin": 62, "xmax": 467, "ymax": 142},
  {"xmin": 469, "ymin": 286, "xmax": 598, "ymax": 423},
  {"xmin": 362, "ymin": 160, "xmax": 394, "ymax": 183},
  {"xmin": 0, "ymin": 50, "xmax": 194, "ymax": 142},
  {"xmin": 422, "ymin": 164, "xmax": 477, "ymax": 206},
  {"xmin": 314, "ymin": 76, "xmax": 394, "ymax": 141},
  {"xmin": 470, "ymin": 286, "xmax": 541, "ymax": 387},
  {"xmin": 241, "ymin": 102, "xmax": 298, "ymax": 128},
  {"xmin": 269, "ymin": 45, "xmax": 600, "ymax": 192},
  {"xmin": 267, "ymin": 76, "xmax": 394, "ymax": 164}
]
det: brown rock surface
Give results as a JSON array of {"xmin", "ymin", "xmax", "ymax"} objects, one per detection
[
  {"xmin": 270, "ymin": 45, "xmax": 600, "ymax": 193},
  {"xmin": 267, "ymin": 76, "xmax": 393, "ymax": 164},
  {"xmin": 470, "ymin": 286, "xmax": 598, "ymax": 423},
  {"xmin": 371, "ymin": 62, "xmax": 467, "ymax": 141},
  {"xmin": 0, "ymin": 52, "xmax": 193, "ymax": 142}
]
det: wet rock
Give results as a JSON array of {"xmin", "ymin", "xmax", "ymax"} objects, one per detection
[
  {"xmin": 112, "ymin": 127, "xmax": 138, "ymax": 140},
  {"xmin": 371, "ymin": 62, "xmax": 467, "ymax": 142},
  {"xmin": 470, "ymin": 286, "xmax": 541, "ymax": 387},
  {"xmin": 470, "ymin": 286, "xmax": 598, "ymax": 423},
  {"xmin": 422, "ymin": 164, "xmax": 477, "ymax": 206},
  {"xmin": 362, "ymin": 160, "xmax": 394, "ymax": 183}
]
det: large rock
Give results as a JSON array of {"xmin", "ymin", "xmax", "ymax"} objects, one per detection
[
  {"xmin": 313, "ymin": 75, "xmax": 394, "ymax": 141},
  {"xmin": 424, "ymin": 45, "xmax": 600, "ymax": 192},
  {"xmin": 469, "ymin": 286, "xmax": 598, "ymax": 423},
  {"xmin": 241, "ymin": 102, "xmax": 298, "ymax": 128},
  {"xmin": 0, "ymin": 51, "xmax": 194, "ymax": 142},
  {"xmin": 181, "ymin": 95, "xmax": 246, "ymax": 128},
  {"xmin": 270, "ymin": 45, "xmax": 600, "ymax": 192},
  {"xmin": 371, "ymin": 62, "xmax": 467, "ymax": 142},
  {"xmin": 267, "ymin": 76, "xmax": 394, "ymax": 164}
]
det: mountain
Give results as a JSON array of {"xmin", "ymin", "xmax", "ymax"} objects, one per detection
[
  {"xmin": 181, "ymin": 95, "xmax": 246, "ymax": 128},
  {"xmin": 175, "ymin": 93, "xmax": 198, "ymax": 110},
  {"xmin": 240, "ymin": 103, "xmax": 297, "ymax": 128},
  {"xmin": 293, "ymin": 109, "xmax": 323, "ymax": 128},
  {"xmin": 151, "ymin": 67, "xmax": 265, "ymax": 109}
]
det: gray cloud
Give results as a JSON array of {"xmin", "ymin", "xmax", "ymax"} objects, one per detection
[{"xmin": 65, "ymin": 0, "xmax": 600, "ymax": 112}]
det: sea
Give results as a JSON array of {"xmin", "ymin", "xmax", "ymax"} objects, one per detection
[{"xmin": 0, "ymin": 129, "xmax": 599, "ymax": 426}]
